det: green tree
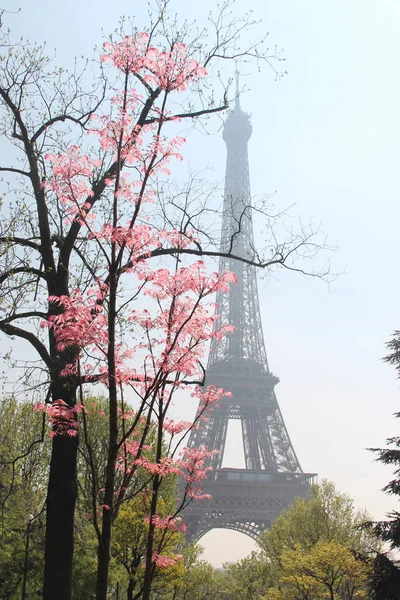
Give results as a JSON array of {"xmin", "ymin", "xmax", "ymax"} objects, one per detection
[
  {"xmin": 0, "ymin": 396, "xmax": 186, "ymax": 600},
  {"xmin": 258, "ymin": 480, "xmax": 375, "ymax": 573},
  {"xmin": 112, "ymin": 495, "xmax": 183, "ymax": 600},
  {"xmin": 172, "ymin": 557, "xmax": 224, "ymax": 600},
  {"xmin": 368, "ymin": 553, "xmax": 400, "ymax": 600},
  {"xmin": 360, "ymin": 332, "xmax": 400, "ymax": 598},
  {"xmin": 363, "ymin": 332, "xmax": 400, "ymax": 548},
  {"xmin": 0, "ymin": 398, "xmax": 49, "ymax": 599},
  {"xmin": 223, "ymin": 551, "xmax": 273, "ymax": 600},
  {"xmin": 72, "ymin": 396, "xmax": 185, "ymax": 600},
  {"xmin": 362, "ymin": 421, "xmax": 400, "ymax": 599},
  {"xmin": 265, "ymin": 540, "xmax": 370, "ymax": 600},
  {"xmin": 218, "ymin": 481, "xmax": 374, "ymax": 600}
]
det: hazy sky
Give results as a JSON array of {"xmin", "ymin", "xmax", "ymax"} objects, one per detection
[{"xmin": 4, "ymin": 0, "xmax": 400, "ymax": 566}]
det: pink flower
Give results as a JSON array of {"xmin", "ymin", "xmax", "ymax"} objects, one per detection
[
  {"xmin": 162, "ymin": 418, "xmax": 192, "ymax": 435},
  {"xmin": 101, "ymin": 34, "xmax": 207, "ymax": 92},
  {"xmin": 35, "ymin": 399, "xmax": 81, "ymax": 438},
  {"xmin": 152, "ymin": 552, "xmax": 183, "ymax": 569}
]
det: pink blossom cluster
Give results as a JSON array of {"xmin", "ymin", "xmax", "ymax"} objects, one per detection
[
  {"xmin": 101, "ymin": 34, "xmax": 207, "ymax": 91},
  {"xmin": 146, "ymin": 515, "xmax": 187, "ymax": 533},
  {"xmin": 143, "ymin": 261, "xmax": 237, "ymax": 300},
  {"xmin": 43, "ymin": 146, "xmax": 101, "ymax": 224},
  {"xmin": 42, "ymin": 262, "xmax": 236, "ymax": 407},
  {"xmin": 90, "ymin": 108, "xmax": 186, "ymax": 170},
  {"xmin": 115, "ymin": 436, "xmax": 152, "ymax": 476},
  {"xmin": 162, "ymin": 418, "xmax": 192, "ymax": 435},
  {"xmin": 191, "ymin": 385, "xmax": 231, "ymax": 408},
  {"xmin": 88, "ymin": 222, "xmax": 161, "ymax": 255},
  {"xmin": 134, "ymin": 456, "xmax": 181, "ymax": 478},
  {"xmin": 34, "ymin": 399, "xmax": 82, "ymax": 438},
  {"xmin": 43, "ymin": 286, "xmax": 108, "ymax": 355},
  {"xmin": 89, "ymin": 113, "xmax": 144, "ymax": 164},
  {"xmin": 151, "ymin": 552, "xmax": 183, "ymax": 569},
  {"xmin": 176, "ymin": 446, "xmax": 216, "ymax": 500},
  {"xmin": 124, "ymin": 263, "xmax": 237, "ymax": 379}
]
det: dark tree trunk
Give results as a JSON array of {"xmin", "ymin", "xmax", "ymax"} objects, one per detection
[
  {"xmin": 141, "ymin": 478, "xmax": 160, "ymax": 600},
  {"xmin": 95, "ymin": 442, "xmax": 118, "ymax": 600},
  {"xmin": 127, "ymin": 578, "xmax": 135, "ymax": 600},
  {"xmin": 95, "ymin": 267, "xmax": 119, "ymax": 600},
  {"xmin": 43, "ymin": 361, "xmax": 78, "ymax": 600},
  {"xmin": 43, "ymin": 432, "xmax": 78, "ymax": 600}
]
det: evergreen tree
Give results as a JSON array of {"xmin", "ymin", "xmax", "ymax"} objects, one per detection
[
  {"xmin": 362, "ymin": 331, "xmax": 400, "ymax": 598},
  {"xmin": 368, "ymin": 553, "xmax": 400, "ymax": 600},
  {"xmin": 367, "ymin": 417, "xmax": 400, "ymax": 549}
]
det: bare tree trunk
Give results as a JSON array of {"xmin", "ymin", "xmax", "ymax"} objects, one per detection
[
  {"xmin": 42, "ymin": 282, "xmax": 78, "ymax": 599},
  {"xmin": 96, "ymin": 268, "xmax": 119, "ymax": 600},
  {"xmin": 141, "ymin": 473, "xmax": 161, "ymax": 600},
  {"xmin": 95, "ymin": 442, "xmax": 118, "ymax": 600},
  {"xmin": 43, "ymin": 428, "xmax": 78, "ymax": 600},
  {"xmin": 127, "ymin": 578, "xmax": 135, "ymax": 600}
]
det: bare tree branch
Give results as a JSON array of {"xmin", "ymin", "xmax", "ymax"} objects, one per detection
[
  {"xmin": 0, "ymin": 321, "xmax": 53, "ymax": 368},
  {"xmin": 0, "ymin": 236, "xmax": 41, "ymax": 252},
  {"xmin": 0, "ymin": 166, "xmax": 30, "ymax": 176},
  {"xmin": 0, "ymin": 266, "xmax": 45, "ymax": 285}
]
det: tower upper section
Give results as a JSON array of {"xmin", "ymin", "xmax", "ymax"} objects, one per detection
[
  {"xmin": 207, "ymin": 98, "xmax": 270, "ymax": 373},
  {"xmin": 222, "ymin": 102, "xmax": 253, "ymax": 145}
]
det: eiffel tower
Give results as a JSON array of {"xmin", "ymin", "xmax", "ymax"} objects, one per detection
[{"xmin": 184, "ymin": 86, "xmax": 316, "ymax": 542}]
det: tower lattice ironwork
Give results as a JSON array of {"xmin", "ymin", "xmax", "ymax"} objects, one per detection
[{"xmin": 184, "ymin": 92, "xmax": 316, "ymax": 542}]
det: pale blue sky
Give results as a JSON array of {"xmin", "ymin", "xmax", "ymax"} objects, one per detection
[{"xmin": 4, "ymin": 0, "xmax": 400, "ymax": 565}]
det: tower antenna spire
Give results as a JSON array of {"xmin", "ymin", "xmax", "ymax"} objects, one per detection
[{"xmin": 235, "ymin": 66, "xmax": 240, "ymax": 109}]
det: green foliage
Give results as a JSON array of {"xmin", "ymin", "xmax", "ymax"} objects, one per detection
[
  {"xmin": 349, "ymin": 333, "xmax": 400, "ymax": 597},
  {"xmin": 0, "ymin": 397, "xmax": 49, "ymax": 599},
  {"xmin": 258, "ymin": 479, "xmax": 376, "ymax": 571},
  {"xmin": 70, "ymin": 512, "xmax": 99, "ymax": 600},
  {"xmin": 112, "ymin": 495, "xmax": 184, "ymax": 599},
  {"xmin": 221, "ymin": 480, "xmax": 376, "ymax": 600},
  {"xmin": 1, "ymin": 395, "xmax": 379, "ymax": 600},
  {"xmin": 167, "ymin": 546, "xmax": 225, "ymax": 600},
  {"xmin": 73, "ymin": 396, "xmax": 184, "ymax": 598},
  {"xmin": 359, "ymin": 332, "xmax": 400, "ymax": 596},
  {"xmin": 365, "ymin": 413, "xmax": 400, "ymax": 549},
  {"xmin": 265, "ymin": 540, "xmax": 370, "ymax": 600},
  {"xmin": 176, "ymin": 561, "xmax": 224, "ymax": 600},
  {"xmin": 222, "ymin": 551, "xmax": 273, "ymax": 600},
  {"xmin": 0, "ymin": 396, "xmax": 186, "ymax": 599},
  {"xmin": 368, "ymin": 553, "xmax": 400, "ymax": 600}
]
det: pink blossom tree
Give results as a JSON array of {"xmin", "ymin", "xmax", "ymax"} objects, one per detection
[{"xmin": 0, "ymin": 3, "xmax": 330, "ymax": 599}]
